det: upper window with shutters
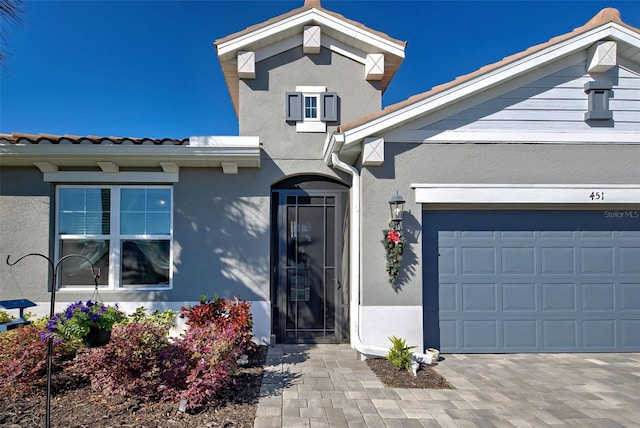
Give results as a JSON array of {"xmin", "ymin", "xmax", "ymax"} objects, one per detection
[{"xmin": 285, "ymin": 86, "xmax": 338, "ymax": 133}]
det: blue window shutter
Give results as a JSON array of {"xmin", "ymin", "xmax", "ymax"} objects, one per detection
[
  {"xmin": 584, "ymin": 81, "xmax": 613, "ymax": 121},
  {"xmin": 285, "ymin": 92, "xmax": 303, "ymax": 121},
  {"xmin": 321, "ymin": 92, "xmax": 338, "ymax": 122}
]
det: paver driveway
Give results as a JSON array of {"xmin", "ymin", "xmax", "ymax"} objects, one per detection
[
  {"xmin": 254, "ymin": 344, "xmax": 640, "ymax": 427},
  {"xmin": 435, "ymin": 352, "xmax": 640, "ymax": 427}
]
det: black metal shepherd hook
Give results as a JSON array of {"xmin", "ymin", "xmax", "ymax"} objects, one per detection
[{"xmin": 6, "ymin": 253, "xmax": 100, "ymax": 428}]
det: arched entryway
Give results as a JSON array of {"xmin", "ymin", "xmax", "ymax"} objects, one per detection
[{"xmin": 271, "ymin": 176, "xmax": 349, "ymax": 343}]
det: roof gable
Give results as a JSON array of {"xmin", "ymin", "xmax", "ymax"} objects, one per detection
[
  {"xmin": 215, "ymin": 0, "xmax": 406, "ymax": 117},
  {"xmin": 325, "ymin": 8, "xmax": 640, "ymax": 162}
]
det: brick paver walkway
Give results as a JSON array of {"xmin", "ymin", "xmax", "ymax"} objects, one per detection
[{"xmin": 254, "ymin": 344, "xmax": 640, "ymax": 427}]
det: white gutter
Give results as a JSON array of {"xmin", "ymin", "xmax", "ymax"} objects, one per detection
[
  {"xmin": 0, "ymin": 137, "xmax": 261, "ymax": 169},
  {"xmin": 323, "ymin": 132, "xmax": 343, "ymax": 165},
  {"xmin": 331, "ymin": 152, "xmax": 388, "ymax": 358}
]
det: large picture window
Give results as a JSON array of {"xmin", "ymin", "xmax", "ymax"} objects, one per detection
[{"xmin": 56, "ymin": 186, "xmax": 172, "ymax": 290}]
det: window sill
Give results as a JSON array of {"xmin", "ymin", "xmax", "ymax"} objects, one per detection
[
  {"xmin": 296, "ymin": 121, "xmax": 327, "ymax": 133},
  {"xmin": 57, "ymin": 286, "xmax": 172, "ymax": 292}
]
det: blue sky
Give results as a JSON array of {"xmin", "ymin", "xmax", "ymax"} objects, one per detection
[{"xmin": 1, "ymin": 1, "xmax": 639, "ymax": 139}]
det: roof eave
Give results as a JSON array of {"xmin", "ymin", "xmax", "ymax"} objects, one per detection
[
  {"xmin": 215, "ymin": 7, "xmax": 406, "ymax": 60},
  {"xmin": 0, "ymin": 136, "xmax": 261, "ymax": 169},
  {"xmin": 216, "ymin": 5, "xmax": 406, "ymax": 118},
  {"xmin": 330, "ymin": 20, "xmax": 640, "ymax": 153}
]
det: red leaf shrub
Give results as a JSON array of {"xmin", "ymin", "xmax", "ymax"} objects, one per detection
[
  {"xmin": 74, "ymin": 321, "xmax": 247, "ymax": 409},
  {"xmin": 0, "ymin": 325, "xmax": 78, "ymax": 398},
  {"xmin": 180, "ymin": 296, "xmax": 254, "ymax": 352},
  {"xmin": 1, "ymin": 304, "xmax": 254, "ymax": 409},
  {"xmin": 175, "ymin": 324, "xmax": 244, "ymax": 409},
  {"xmin": 74, "ymin": 322, "xmax": 171, "ymax": 398}
]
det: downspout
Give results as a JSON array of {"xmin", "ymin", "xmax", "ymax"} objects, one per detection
[{"xmin": 331, "ymin": 152, "xmax": 388, "ymax": 357}]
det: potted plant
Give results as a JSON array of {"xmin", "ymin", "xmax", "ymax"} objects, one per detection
[{"xmin": 43, "ymin": 300, "xmax": 126, "ymax": 347}]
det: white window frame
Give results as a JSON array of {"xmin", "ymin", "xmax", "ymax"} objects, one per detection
[
  {"xmin": 304, "ymin": 93, "xmax": 320, "ymax": 121},
  {"xmin": 55, "ymin": 185, "xmax": 173, "ymax": 291},
  {"xmin": 296, "ymin": 86, "xmax": 327, "ymax": 133}
]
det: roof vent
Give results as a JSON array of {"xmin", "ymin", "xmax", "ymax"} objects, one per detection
[{"xmin": 584, "ymin": 81, "xmax": 613, "ymax": 121}]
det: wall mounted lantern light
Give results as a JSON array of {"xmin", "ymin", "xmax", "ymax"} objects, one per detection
[{"xmin": 388, "ymin": 192, "xmax": 405, "ymax": 230}]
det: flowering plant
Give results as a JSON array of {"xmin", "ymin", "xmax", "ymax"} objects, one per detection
[
  {"xmin": 43, "ymin": 300, "xmax": 126, "ymax": 341},
  {"xmin": 381, "ymin": 229, "xmax": 407, "ymax": 286}
]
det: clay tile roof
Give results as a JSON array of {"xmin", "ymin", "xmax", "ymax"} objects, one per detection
[
  {"xmin": 336, "ymin": 8, "xmax": 639, "ymax": 134},
  {"xmin": 0, "ymin": 132, "xmax": 189, "ymax": 145},
  {"xmin": 304, "ymin": 0, "xmax": 321, "ymax": 8}
]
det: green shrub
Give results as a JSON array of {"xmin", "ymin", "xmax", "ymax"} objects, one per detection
[
  {"xmin": 386, "ymin": 336, "xmax": 416, "ymax": 372},
  {"xmin": 125, "ymin": 306, "xmax": 178, "ymax": 332},
  {"xmin": 0, "ymin": 310, "xmax": 14, "ymax": 323},
  {"xmin": 28, "ymin": 314, "xmax": 50, "ymax": 329}
]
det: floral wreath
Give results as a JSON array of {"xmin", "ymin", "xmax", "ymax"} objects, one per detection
[{"xmin": 381, "ymin": 229, "xmax": 407, "ymax": 286}]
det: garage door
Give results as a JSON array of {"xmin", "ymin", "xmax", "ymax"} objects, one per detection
[{"xmin": 423, "ymin": 210, "xmax": 640, "ymax": 353}]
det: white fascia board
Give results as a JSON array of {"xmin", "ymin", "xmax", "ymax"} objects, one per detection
[
  {"xmin": 217, "ymin": 9, "xmax": 404, "ymax": 60},
  {"xmin": 411, "ymin": 183, "xmax": 640, "ymax": 204},
  {"xmin": 187, "ymin": 135, "xmax": 259, "ymax": 148},
  {"xmin": 312, "ymin": 10, "xmax": 405, "ymax": 57},
  {"xmin": 341, "ymin": 25, "xmax": 627, "ymax": 149},
  {"xmin": 0, "ymin": 144, "xmax": 260, "ymax": 158},
  {"xmin": 0, "ymin": 137, "xmax": 261, "ymax": 167},
  {"xmin": 609, "ymin": 24, "xmax": 640, "ymax": 47}
]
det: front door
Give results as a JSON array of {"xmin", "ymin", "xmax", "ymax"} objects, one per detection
[{"xmin": 272, "ymin": 185, "xmax": 348, "ymax": 343}]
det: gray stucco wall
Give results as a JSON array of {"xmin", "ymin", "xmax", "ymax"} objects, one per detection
[
  {"xmin": 1, "ymin": 45, "xmax": 377, "ymax": 308},
  {"xmin": 359, "ymin": 142, "xmax": 640, "ymax": 306},
  {"xmin": 239, "ymin": 46, "xmax": 382, "ymax": 159},
  {"xmin": 173, "ymin": 162, "xmax": 348, "ymax": 303},
  {"xmin": 0, "ymin": 167, "xmax": 52, "ymax": 301},
  {"xmin": 0, "ymin": 162, "xmax": 349, "ymax": 305}
]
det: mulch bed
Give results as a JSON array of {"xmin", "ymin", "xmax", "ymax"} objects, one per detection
[
  {"xmin": 366, "ymin": 358, "xmax": 455, "ymax": 389},
  {"xmin": 1, "ymin": 346, "xmax": 454, "ymax": 427},
  {"xmin": 0, "ymin": 346, "xmax": 267, "ymax": 428}
]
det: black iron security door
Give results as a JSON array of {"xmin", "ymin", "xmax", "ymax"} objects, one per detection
[{"xmin": 274, "ymin": 189, "xmax": 347, "ymax": 343}]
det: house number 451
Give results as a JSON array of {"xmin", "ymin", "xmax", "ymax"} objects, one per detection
[{"xmin": 590, "ymin": 191, "xmax": 605, "ymax": 201}]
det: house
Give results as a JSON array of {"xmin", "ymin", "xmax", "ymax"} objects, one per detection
[{"xmin": 1, "ymin": 1, "xmax": 638, "ymax": 353}]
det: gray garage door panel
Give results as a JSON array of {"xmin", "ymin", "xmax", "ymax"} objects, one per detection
[{"xmin": 423, "ymin": 211, "xmax": 640, "ymax": 353}]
